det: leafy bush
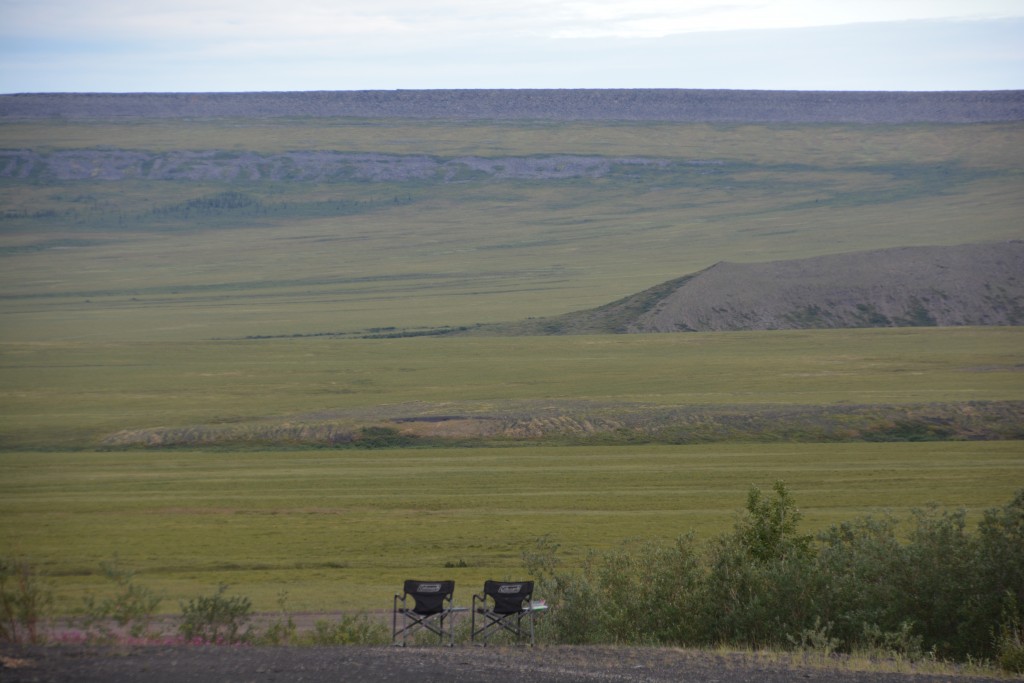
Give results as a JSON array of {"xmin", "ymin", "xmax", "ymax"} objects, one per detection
[
  {"xmin": 179, "ymin": 584, "xmax": 252, "ymax": 644},
  {"xmin": 80, "ymin": 558, "xmax": 162, "ymax": 641},
  {"xmin": 532, "ymin": 536, "xmax": 702, "ymax": 645},
  {"xmin": 253, "ymin": 591, "xmax": 297, "ymax": 646},
  {"xmin": 815, "ymin": 515, "xmax": 910, "ymax": 652},
  {"xmin": 788, "ymin": 616, "xmax": 840, "ymax": 657},
  {"xmin": 997, "ymin": 598, "xmax": 1024, "ymax": 674},
  {"xmin": 0, "ymin": 557, "xmax": 51, "ymax": 644},
  {"xmin": 699, "ymin": 482, "xmax": 819, "ymax": 647}
]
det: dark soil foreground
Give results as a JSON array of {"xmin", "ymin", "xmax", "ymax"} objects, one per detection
[{"xmin": 1, "ymin": 645, "xmax": 1013, "ymax": 683}]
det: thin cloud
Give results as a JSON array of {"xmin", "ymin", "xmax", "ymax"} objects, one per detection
[
  {"xmin": 545, "ymin": 0, "xmax": 1024, "ymax": 38},
  {"xmin": 6, "ymin": 0, "xmax": 1023, "ymax": 41},
  {"xmin": 2, "ymin": 0, "xmax": 1023, "ymax": 91}
]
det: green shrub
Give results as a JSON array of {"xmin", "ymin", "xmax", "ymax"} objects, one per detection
[
  {"xmin": 253, "ymin": 591, "xmax": 297, "ymax": 646},
  {"xmin": 0, "ymin": 557, "xmax": 51, "ymax": 644},
  {"xmin": 788, "ymin": 616, "xmax": 840, "ymax": 657},
  {"xmin": 857, "ymin": 621, "xmax": 924, "ymax": 661},
  {"xmin": 997, "ymin": 603, "xmax": 1024, "ymax": 673},
  {"xmin": 975, "ymin": 491, "xmax": 1024, "ymax": 660},
  {"xmin": 897, "ymin": 505, "xmax": 975, "ymax": 658},
  {"xmin": 522, "ymin": 486, "xmax": 1024, "ymax": 665},
  {"xmin": 179, "ymin": 584, "xmax": 252, "ymax": 644},
  {"xmin": 523, "ymin": 535, "xmax": 597, "ymax": 644},
  {"xmin": 735, "ymin": 481, "xmax": 815, "ymax": 564},
  {"xmin": 816, "ymin": 516, "xmax": 907, "ymax": 650},
  {"xmin": 306, "ymin": 613, "xmax": 390, "ymax": 645},
  {"xmin": 699, "ymin": 481, "xmax": 820, "ymax": 647},
  {"xmin": 80, "ymin": 558, "xmax": 162, "ymax": 641}
]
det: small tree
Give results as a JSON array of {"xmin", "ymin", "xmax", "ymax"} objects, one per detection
[
  {"xmin": 0, "ymin": 557, "xmax": 52, "ymax": 644},
  {"xmin": 736, "ymin": 481, "xmax": 814, "ymax": 564},
  {"xmin": 700, "ymin": 481, "xmax": 818, "ymax": 646}
]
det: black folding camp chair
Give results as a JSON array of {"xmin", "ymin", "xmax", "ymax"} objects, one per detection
[
  {"xmin": 392, "ymin": 579, "xmax": 457, "ymax": 646},
  {"xmin": 471, "ymin": 580, "xmax": 537, "ymax": 646}
]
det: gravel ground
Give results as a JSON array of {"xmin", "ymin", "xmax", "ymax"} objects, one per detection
[{"xmin": 1, "ymin": 644, "xmax": 1014, "ymax": 683}]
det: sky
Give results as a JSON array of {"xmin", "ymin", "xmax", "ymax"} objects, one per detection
[{"xmin": 1, "ymin": 0, "xmax": 1023, "ymax": 93}]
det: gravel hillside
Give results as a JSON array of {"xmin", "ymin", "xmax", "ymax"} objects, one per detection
[{"xmin": 479, "ymin": 242, "xmax": 1024, "ymax": 334}]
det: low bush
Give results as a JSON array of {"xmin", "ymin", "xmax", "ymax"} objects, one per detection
[
  {"xmin": 253, "ymin": 591, "xmax": 298, "ymax": 645},
  {"xmin": 179, "ymin": 584, "xmax": 253, "ymax": 644},
  {"xmin": 79, "ymin": 558, "xmax": 162, "ymax": 642},
  {"xmin": 996, "ymin": 594, "xmax": 1024, "ymax": 673},
  {"xmin": 0, "ymin": 557, "xmax": 51, "ymax": 644},
  {"xmin": 305, "ymin": 613, "xmax": 390, "ymax": 645}
]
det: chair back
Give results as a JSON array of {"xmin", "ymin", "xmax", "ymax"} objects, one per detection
[
  {"xmin": 483, "ymin": 580, "xmax": 533, "ymax": 614},
  {"xmin": 403, "ymin": 580, "xmax": 455, "ymax": 615}
]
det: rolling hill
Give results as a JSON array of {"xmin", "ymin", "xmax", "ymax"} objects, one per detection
[{"xmin": 470, "ymin": 242, "xmax": 1024, "ymax": 335}]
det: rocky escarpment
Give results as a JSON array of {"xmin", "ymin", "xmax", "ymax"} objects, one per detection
[
  {"xmin": 2, "ymin": 89, "xmax": 1023, "ymax": 122},
  {"xmin": 0, "ymin": 149, "xmax": 672, "ymax": 182}
]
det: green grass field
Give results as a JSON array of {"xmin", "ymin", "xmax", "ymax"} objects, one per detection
[
  {"xmin": 1, "ymin": 116, "xmax": 1022, "ymax": 618},
  {"xmin": 2, "ymin": 442, "xmax": 1021, "ymax": 614},
  {"xmin": 2, "ymin": 327, "xmax": 1021, "ymax": 449}
]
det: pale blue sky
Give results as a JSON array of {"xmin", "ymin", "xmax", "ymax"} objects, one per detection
[{"xmin": 2, "ymin": 0, "xmax": 1022, "ymax": 93}]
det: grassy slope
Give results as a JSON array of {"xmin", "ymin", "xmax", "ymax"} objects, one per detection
[{"xmin": 1, "ymin": 120, "xmax": 1022, "ymax": 342}]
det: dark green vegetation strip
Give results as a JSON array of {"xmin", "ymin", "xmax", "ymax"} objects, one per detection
[{"xmin": 97, "ymin": 400, "xmax": 1024, "ymax": 449}]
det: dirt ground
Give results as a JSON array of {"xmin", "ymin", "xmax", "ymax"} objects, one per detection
[{"xmin": 2, "ymin": 644, "xmax": 1015, "ymax": 683}]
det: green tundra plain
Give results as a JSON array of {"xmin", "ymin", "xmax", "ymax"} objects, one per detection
[{"xmin": 1, "ymin": 114, "xmax": 1022, "ymax": 614}]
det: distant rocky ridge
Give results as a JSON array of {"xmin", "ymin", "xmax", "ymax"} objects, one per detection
[
  {"xmin": 2, "ymin": 89, "xmax": 1023, "ymax": 122},
  {"xmin": 476, "ymin": 242, "xmax": 1024, "ymax": 334},
  {"xmin": 0, "ymin": 149, "xmax": 670, "ymax": 182}
]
